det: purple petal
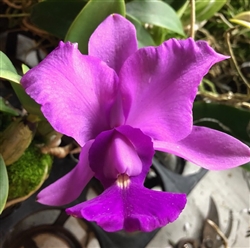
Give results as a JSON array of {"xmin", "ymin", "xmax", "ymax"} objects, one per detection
[
  {"xmin": 37, "ymin": 141, "xmax": 94, "ymax": 206},
  {"xmin": 66, "ymin": 180, "xmax": 186, "ymax": 232},
  {"xmin": 119, "ymin": 38, "xmax": 228, "ymax": 142},
  {"xmin": 89, "ymin": 14, "xmax": 137, "ymax": 73},
  {"xmin": 154, "ymin": 126, "xmax": 250, "ymax": 170},
  {"xmin": 93, "ymin": 129, "xmax": 143, "ymax": 178},
  {"xmin": 21, "ymin": 41, "xmax": 119, "ymax": 146},
  {"xmin": 89, "ymin": 125, "xmax": 154, "ymax": 187},
  {"xmin": 116, "ymin": 125, "xmax": 155, "ymax": 182}
]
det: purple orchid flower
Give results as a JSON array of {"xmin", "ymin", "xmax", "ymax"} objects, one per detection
[{"xmin": 21, "ymin": 14, "xmax": 250, "ymax": 232}]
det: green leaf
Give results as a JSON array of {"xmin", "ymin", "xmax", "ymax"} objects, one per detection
[
  {"xmin": 149, "ymin": 25, "xmax": 168, "ymax": 45},
  {"xmin": 30, "ymin": 0, "xmax": 86, "ymax": 39},
  {"xmin": 126, "ymin": 0, "xmax": 184, "ymax": 36},
  {"xmin": 242, "ymin": 162, "xmax": 250, "ymax": 171},
  {"xmin": 196, "ymin": 0, "xmax": 226, "ymax": 21},
  {"xmin": 176, "ymin": 0, "xmax": 189, "ymax": 19},
  {"xmin": 0, "ymin": 51, "xmax": 21, "ymax": 84},
  {"xmin": 182, "ymin": 0, "xmax": 226, "ymax": 24},
  {"xmin": 0, "ymin": 155, "xmax": 9, "ymax": 214},
  {"xmin": 22, "ymin": 64, "xmax": 30, "ymax": 74},
  {"xmin": 0, "ymin": 52, "xmax": 43, "ymax": 118},
  {"xmin": 126, "ymin": 14, "xmax": 155, "ymax": 47},
  {"xmin": 65, "ymin": 0, "xmax": 126, "ymax": 54},
  {"xmin": 0, "ymin": 97, "xmax": 20, "ymax": 116},
  {"xmin": 11, "ymin": 83, "xmax": 43, "ymax": 118},
  {"xmin": 193, "ymin": 102, "xmax": 250, "ymax": 144},
  {"xmin": 230, "ymin": 11, "xmax": 250, "ymax": 29}
]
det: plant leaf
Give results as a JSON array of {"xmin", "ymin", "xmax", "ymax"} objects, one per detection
[
  {"xmin": 0, "ymin": 155, "xmax": 9, "ymax": 214},
  {"xmin": 196, "ymin": 0, "xmax": 226, "ymax": 21},
  {"xmin": 126, "ymin": 0, "xmax": 184, "ymax": 36},
  {"xmin": 0, "ymin": 97, "xmax": 20, "ymax": 116},
  {"xmin": 30, "ymin": 0, "xmax": 86, "ymax": 39},
  {"xmin": 230, "ymin": 11, "xmax": 250, "ymax": 29},
  {"xmin": 182, "ymin": 0, "xmax": 226, "ymax": 24},
  {"xmin": 0, "ymin": 52, "xmax": 43, "ymax": 118},
  {"xmin": 0, "ymin": 51, "xmax": 21, "ymax": 84},
  {"xmin": 65, "ymin": 0, "xmax": 126, "ymax": 54},
  {"xmin": 193, "ymin": 102, "xmax": 250, "ymax": 144},
  {"xmin": 126, "ymin": 14, "xmax": 155, "ymax": 48},
  {"xmin": 22, "ymin": 64, "xmax": 30, "ymax": 74},
  {"xmin": 242, "ymin": 162, "xmax": 250, "ymax": 171}
]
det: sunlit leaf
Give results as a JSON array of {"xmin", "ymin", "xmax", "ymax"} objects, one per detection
[
  {"xmin": 0, "ymin": 155, "xmax": 8, "ymax": 214},
  {"xmin": 0, "ymin": 51, "xmax": 21, "ymax": 84},
  {"xmin": 126, "ymin": 0, "xmax": 184, "ymax": 36},
  {"xmin": 182, "ymin": 0, "xmax": 226, "ymax": 24},
  {"xmin": 230, "ymin": 11, "xmax": 250, "ymax": 29},
  {"xmin": 65, "ymin": 0, "xmax": 126, "ymax": 54},
  {"xmin": 22, "ymin": 64, "xmax": 30, "ymax": 74},
  {"xmin": 196, "ymin": 0, "xmax": 226, "ymax": 21},
  {"xmin": 30, "ymin": 0, "xmax": 86, "ymax": 39},
  {"xmin": 126, "ymin": 14, "xmax": 155, "ymax": 47},
  {"xmin": 0, "ymin": 52, "xmax": 43, "ymax": 118}
]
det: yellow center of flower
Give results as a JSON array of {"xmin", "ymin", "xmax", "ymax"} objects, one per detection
[{"xmin": 116, "ymin": 174, "xmax": 130, "ymax": 189}]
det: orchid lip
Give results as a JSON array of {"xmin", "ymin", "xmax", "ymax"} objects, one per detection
[{"xmin": 116, "ymin": 174, "xmax": 130, "ymax": 189}]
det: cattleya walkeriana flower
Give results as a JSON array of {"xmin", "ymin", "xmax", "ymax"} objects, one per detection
[{"xmin": 21, "ymin": 14, "xmax": 250, "ymax": 232}]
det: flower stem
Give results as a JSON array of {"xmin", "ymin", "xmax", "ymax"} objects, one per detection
[{"xmin": 190, "ymin": 0, "xmax": 196, "ymax": 38}]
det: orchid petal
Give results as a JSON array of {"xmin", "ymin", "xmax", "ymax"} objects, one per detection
[
  {"xmin": 154, "ymin": 126, "xmax": 250, "ymax": 170},
  {"xmin": 66, "ymin": 181, "xmax": 186, "ymax": 232},
  {"xmin": 119, "ymin": 38, "xmax": 228, "ymax": 142},
  {"xmin": 89, "ymin": 126, "xmax": 154, "ymax": 188},
  {"xmin": 37, "ymin": 141, "xmax": 94, "ymax": 206},
  {"xmin": 89, "ymin": 14, "xmax": 137, "ymax": 73},
  {"xmin": 91, "ymin": 129, "xmax": 143, "ymax": 179},
  {"xmin": 21, "ymin": 41, "xmax": 119, "ymax": 146},
  {"xmin": 116, "ymin": 125, "xmax": 155, "ymax": 181}
]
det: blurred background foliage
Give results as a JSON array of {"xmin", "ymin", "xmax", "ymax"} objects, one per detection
[{"xmin": 0, "ymin": 0, "xmax": 250, "ymax": 212}]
